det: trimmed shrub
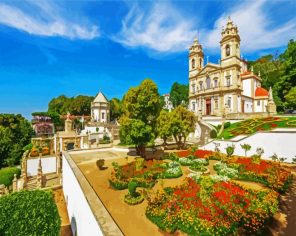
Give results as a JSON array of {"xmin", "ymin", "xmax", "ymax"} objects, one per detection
[
  {"xmin": 224, "ymin": 122, "xmax": 231, "ymax": 129},
  {"xmin": 0, "ymin": 167, "xmax": 21, "ymax": 187},
  {"xmin": 128, "ymin": 181, "xmax": 138, "ymax": 197},
  {"xmin": 210, "ymin": 129, "xmax": 217, "ymax": 138},
  {"xmin": 0, "ymin": 190, "xmax": 61, "ymax": 236}
]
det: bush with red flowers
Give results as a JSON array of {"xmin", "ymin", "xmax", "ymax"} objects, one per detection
[{"xmin": 146, "ymin": 176, "xmax": 278, "ymax": 235}]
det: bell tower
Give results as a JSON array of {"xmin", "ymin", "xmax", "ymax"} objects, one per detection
[
  {"xmin": 189, "ymin": 37, "xmax": 204, "ymax": 76},
  {"xmin": 220, "ymin": 17, "xmax": 240, "ymax": 65}
]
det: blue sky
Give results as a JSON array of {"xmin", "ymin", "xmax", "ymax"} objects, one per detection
[{"xmin": 0, "ymin": 0, "xmax": 295, "ymax": 118}]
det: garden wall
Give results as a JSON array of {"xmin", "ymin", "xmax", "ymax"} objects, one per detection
[
  {"xmin": 27, "ymin": 156, "xmax": 57, "ymax": 176},
  {"xmin": 204, "ymin": 132, "xmax": 296, "ymax": 162},
  {"xmin": 62, "ymin": 151, "xmax": 123, "ymax": 236}
]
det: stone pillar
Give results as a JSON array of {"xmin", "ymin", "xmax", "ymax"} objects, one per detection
[
  {"xmin": 12, "ymin": 174, "xmax": 17, "ymax": 192},
  {"xmin": 36, "ymin": 157, "xmax": 43, "ymax": 188},
  {"xmin": 233, "ymin": 94, "xmax": 238, "ymax": 113}
]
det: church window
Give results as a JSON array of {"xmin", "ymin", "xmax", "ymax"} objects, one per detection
[
  {"xmin": 206, "ymin": 76, "xmax": 211, "ymax": 89},
  {"xmin": 102, "ymin": 112, "xmax": 105, "ymax": 120},
  {"xmin": 257, "ymin": 100, "xmax": 260, "ymax": 106},
  {"xmin": 214, "ymin": 79, "xmax": 218, "ymax": 88},
  {"xmin": 191, "ymin": 84, "xmax": 195, "ymax": 93},
  {"xmin": 227, "ymin": 97, "xmax": 231, "ymax": 108},
  {"xmin": 199, "ymin": 81, "xmax": 203, "ymax": 91},
  {"xmin": 226, "ymin": 44, "xmax": 230, "ymax": 56},
  {"xmin": 226, "ymin": 76, "xmax": 231, "ymax": 87},
  {"xmin": 192, "ymin": 102, "xmax": 196, "ymax": 111},
  {"xmin": 215, "ymin": 99, "xmax": 218, "ymax": 109},
  {"xmin": 199, "ymin": 58, "xmax": 202, "ymax": 68},
  {"xmin": 191, "ymin": 59, "xmax": 195, "ymax": 69}
]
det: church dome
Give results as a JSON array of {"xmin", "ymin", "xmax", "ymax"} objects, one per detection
[{"xmin": 255, "ymin": 87, "xmax": 268, "ymax": 97}]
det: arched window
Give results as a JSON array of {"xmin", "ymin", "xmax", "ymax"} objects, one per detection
[
  {"xmin": 206, "ymin": 76, "xmax": 211, "ymax": 89},
  {"xmin": 191, "ymin": 59, "xmax": 195, "ymax": 69},
  {"xmin": 226, "ymin": 44, "xmax": 230, "ymax": 56},
  {"xmin": 199, "ymin": 58, "xmax": 202, "ymax": 68}
]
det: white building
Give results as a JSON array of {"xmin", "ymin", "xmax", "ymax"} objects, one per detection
[
  {"xmin": 91, "ymin": 92, "xmax": 110, "ymax": 123},
  {"xmin": 163, "ymin": 94, "xmax": 174, "ymax": 111}
]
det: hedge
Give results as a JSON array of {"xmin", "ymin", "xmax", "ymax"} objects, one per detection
[
  {"xmin": 0, "ymin": 167, "xmax": 21, "ymax": 187},
  {"xmin": 0, "ymin": 190, "xmax": 61, "ymax": 236}
]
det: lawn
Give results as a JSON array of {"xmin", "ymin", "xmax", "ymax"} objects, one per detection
[{"xmin": 218, "ymin": 116, "xmax": 296, "ymax": 139}]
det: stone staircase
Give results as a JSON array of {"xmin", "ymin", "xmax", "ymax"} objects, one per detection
[
  {"xmin": 198, "ymin": 120, "xmax": 214, "ymax": 146},
  {"xmin": 24, "ymin": 177, "xmax": 37, "ymax": 190}
]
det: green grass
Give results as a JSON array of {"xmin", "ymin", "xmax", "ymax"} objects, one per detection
[
  {"xmin": 0, "ymin": 167, "xmax": 21, "ymax": 187},
  {"xmin": 218, "ymin": 116, "xmax": 296, "ymax": 140}
]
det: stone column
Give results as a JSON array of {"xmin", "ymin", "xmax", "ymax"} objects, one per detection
[
  {"xmin": 36, "ymin": 157, "xmax": 43, "ymax": 188},
  {"xmin": 12, "ymin": 174, "xmax": 17, "ymax": 192}
]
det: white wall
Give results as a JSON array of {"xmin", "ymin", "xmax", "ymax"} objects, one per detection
[
  {"xmin": 243, "ymin": 97, "xmax": 253, "ymax": 113},
  {"xmin": 27, "ymin": 156, "xmax": 57, "ymax": 176},
  {"xmin": 63, "ymin": 154, "xmax": 103, "ymax": 236},
  {"xmin": 204, "ymin": 132, "xmax": 296, "ymax": 162},
  {"xmin": 242, "ymin": 79, "xmax": 252, "ymax": 97}
]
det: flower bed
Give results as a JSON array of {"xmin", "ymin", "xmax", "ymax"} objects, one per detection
[
  {"xmin": 146, "ymin": 177, "xmax": 279, "ymax": 235},
  {"xmin": 109, "ymin": 160, "xmax": 183, "ymax": 190},
  {"xmin": 177, "ymin": 149, "xmax": 213, "ymax": 158},
  {"xmin": 216, "ymin": 158, "xmax": 293, "ymax": 192},
  {"xmin": 218, "ymin": 116, "xmax": 296, "ymax": 139}
]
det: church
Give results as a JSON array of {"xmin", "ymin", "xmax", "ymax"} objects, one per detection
[{"xmin": 188, "ymin": 17, "xmax": 276, "ymax": 117}]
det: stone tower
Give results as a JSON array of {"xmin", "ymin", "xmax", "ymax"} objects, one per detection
[
  {"xmin": 220, "ymin": 16, "xmax": 241, "ymax": 66},
  {"xmin": 189, "ymin": 37, "xmax": 204, "ymax": 77}
]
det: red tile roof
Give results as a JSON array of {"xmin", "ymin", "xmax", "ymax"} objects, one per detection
[
  {"xmin": 255, "ymin": 87, "xmax": 268, "ymax": 97},
  {"xmin": 240, "ymin": 71, "xmax": 252, "ymax": 76}
]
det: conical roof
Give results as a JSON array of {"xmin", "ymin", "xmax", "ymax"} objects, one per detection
[{"xmin": 93, "ymin": 92, "xmax": 108, "ymax": 103}]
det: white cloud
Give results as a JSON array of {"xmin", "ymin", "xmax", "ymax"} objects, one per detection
[
  {"xmin": 114, "ymin": 3, "xmax": 197, "ymax": 53},
  {"xmin": 0, "ymin": 2, "xmax": 99, "ymax": 40},
  {"xmin": 203, "ymin": 0, "xmax": 296, "ymax": 52}
]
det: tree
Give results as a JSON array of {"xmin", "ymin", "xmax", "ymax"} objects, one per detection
[
  {"xmin": 48, "ymin": 95, "xmax": 93, "ymax": 115},
  {"xmin": 285, "ymin": 87, "xmax": 296, "ymax": 109},
  {"xmin": 240, "ymin": 143, "xmax": 251, "ymax": 157},
  {"xmin": 109, "ymin": 98, "xmax": 123, "ymax": 121},
  {"xmin": 225, "ymin": 144, "xmax": 235, "ymax": 158},
  {"xmin": 156, "ymin": 110, "xmax": 172, "ymax": 146},
  {"xmin": 120, "ymin": 79, "xmax": 162, "ymax": 158},
  {"xmin": 169, "ymin": 106, "xmax": 196, "ymax": 149},
  {"xmin": 0, "ymin": 114, "xmax": 33, "ymax": 168},
  {"xmin": 170, "ymin": 82, "xmax": 189, "ymax": 107}
]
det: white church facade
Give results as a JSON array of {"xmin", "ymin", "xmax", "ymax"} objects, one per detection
[{"xmin": 188, "ymin": 17, "xmax": 276, "ymax": 117}]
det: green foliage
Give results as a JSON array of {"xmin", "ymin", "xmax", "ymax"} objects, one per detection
[
  {"xmin": 169, "ymin": 82, "xmax": 189, "ymax": 107},
  {"xmin": 124, "ymin": 192, "xmax": 144, "ymax": 205},
  {"xmin": 156, "ymin": 110, "xmax": 172, "ymax": 145},
  {"xmin": 48, "ymin": 95, "xmax": 94, "ymax": 115},
  {"xmin": 128, "ymin": 181, "xmax": 138, "ymax": 197},
  {"xmin": 248, "ymin": 40, "xmax": 296, "ymax": 111},
  {"xmin": 224, "ymin": 122, "xmax": 231, "ymax": 129},
  {"xmin": 109, "ymin": 97, "xmax": 123, "ymax": 121},
  {"xmin": 169, "ymin": 106, "xmax": 196, "ymax": 149},
  {"xmin": 0, "ymin": 114, "xmax": 33, "ymax": 168},
  {"xmin": 240, "ymin": 143, "xmax": 251, "ymax": 157},
  {"xmin": 285, "ymin": 87, "xmax": 296, "ymax": 109},
  {"xmin": 0, "ymin": 190, "xmax": 61, "ymax": 236},
  {"xmin": 225, "ymin": 144, "xmax": 235, "ymax": 157},
  {"xmin": 210, "ymin": 129, "xmax": 217, "ymax": 138},
  {"xmin": 120, "ymin": 79, "xmax": 162, "ymax": 158},
  {"xmin": 0, "ymin": 167, "xmax": 21, "ymax": 187}
]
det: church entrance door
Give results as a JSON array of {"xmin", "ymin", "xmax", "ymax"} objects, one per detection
[
  {"xmin": 241, "ymin": 100, "xmax": 245, "ymax": 113},
  {"xmin": 206, "ymin": 99, "xmax": 211, "ymax": 115}
]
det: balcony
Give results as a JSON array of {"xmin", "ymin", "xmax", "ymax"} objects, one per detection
[{"xmin": 190, "ymin": 84, "xmax": 242, "ymax": 97}]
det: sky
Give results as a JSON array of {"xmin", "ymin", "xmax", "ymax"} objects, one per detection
[{"xmin": 0, "ymin": 0, "xmax": 295, "ymax": 119}]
